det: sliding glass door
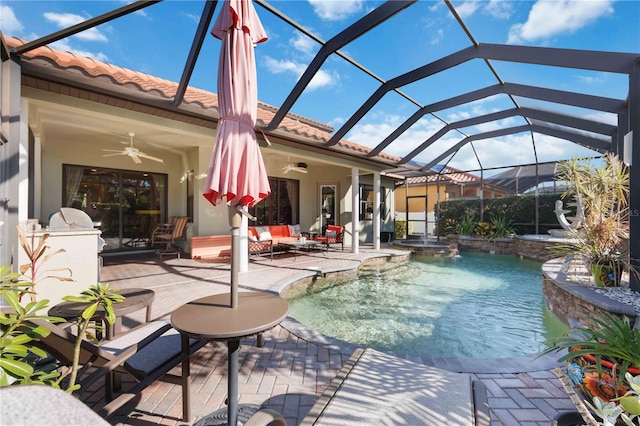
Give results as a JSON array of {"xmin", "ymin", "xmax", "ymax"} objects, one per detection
[{"xmin": 62, "ymin": 165, "xmax": 167, "ymax": 251}]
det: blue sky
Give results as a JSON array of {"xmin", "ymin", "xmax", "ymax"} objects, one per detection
[{"xmin": 2, "ymin": 0, "xmax": 639, "ymax": 175}]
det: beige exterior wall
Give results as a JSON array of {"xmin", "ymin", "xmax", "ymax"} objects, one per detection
[{"xmin": 24, "ymin": 89, "xmax": 395, "ymax": 249}]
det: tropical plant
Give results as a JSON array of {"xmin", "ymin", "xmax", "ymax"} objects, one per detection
[
  {"xmin": 1, "ymin": 225, "xmax": 123, "ymax": 392},
  {"xmin": 544, "ymin": 313, "xmax": 640, "ymax": 394},
  {"xmin": 490, "ymin": 215, "xmax": 515, "ymax": 238},
  {"xmin": 17, "ymin": 226, "xmax": 73, "ymax": 302},
  {"xmin": 1, "ymin": 276, "xmax": 122, "ymax": 391},
  {"xmin": 456, "ymin": 216, "xmax": 477, "ymax": 236},
  {"xmin": 554, "ymin": 154, "xmax": 633, "ymax": 284},
  {"xmin": 474, "ymin": 221, "xmax": 495, "ymax": 238}
]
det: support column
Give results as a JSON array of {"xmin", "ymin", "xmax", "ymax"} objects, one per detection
[
  {"xmin": 373, "ymin": 171, "xmax": 380, "ymax": 250},
  {"xmin": 628, "ymin": 69, "xmax": 639, "ymax": 292},
  {"xmin": 351, "ymin": 167, "xmax": 359, "ymax": 253},
  {"xmin": 0, "ymin": 55, "xmax": 22, "ymax": 266}
]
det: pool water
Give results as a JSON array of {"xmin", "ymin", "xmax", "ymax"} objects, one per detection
[{"xmin": 286, "ymin": 252, "xmax": 569, "ymax": 359}]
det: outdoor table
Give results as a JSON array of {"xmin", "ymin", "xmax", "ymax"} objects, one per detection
[
  {"xmin": 170, "ymin": 292, "xmax": 289, "ymax": 425},
  {"xmin": 279, "ymin": 239, "xmax": 323, "ymax": 260},
  {"xmin": 48, "ymin": 287, "xmax": 155, "ymax": 340}
]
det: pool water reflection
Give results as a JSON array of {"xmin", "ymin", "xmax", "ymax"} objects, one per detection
[{"xmin": 286, "ymin": 252, "xmax": 569, "ymax": 359}]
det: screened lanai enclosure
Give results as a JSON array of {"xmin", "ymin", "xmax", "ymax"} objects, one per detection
[{"xmin": 1, "ymin": 0, "xmax": 639, "ymax": 289}]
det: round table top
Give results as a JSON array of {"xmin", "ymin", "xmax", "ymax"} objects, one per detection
[
  {"xmin": 170, "ymin": 292, "xmax": 289, "ymax": 341},
  {"xmin": 48, "ymin": 287, "xmax": 155, "ymax": 319}
]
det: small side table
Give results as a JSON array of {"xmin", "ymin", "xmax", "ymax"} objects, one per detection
[{"xmin": 48, "ymin": 287, "xmax": 155, "ymax": 340}]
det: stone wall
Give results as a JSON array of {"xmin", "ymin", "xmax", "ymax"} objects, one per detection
[
  {"xmin": 541, "ymin": 258, "xmax": 638, "ymax": 328},
  {"xmin": 445, "ymin": 235, "xmax": 566, "ymax": 262}
]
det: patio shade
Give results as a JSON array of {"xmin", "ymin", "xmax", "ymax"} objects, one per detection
[{"xmin": 202, "ymin": 0, "xmax": 270, "ymax": 208}]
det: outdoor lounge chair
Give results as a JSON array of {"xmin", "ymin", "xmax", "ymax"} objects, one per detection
[
  {"xmin": 151, "ymin": 216, "xmax": 189, "ymax": 258},
  {"xmin": 28, "ymin": 317, "xmax": 207, "ymax": 422}
]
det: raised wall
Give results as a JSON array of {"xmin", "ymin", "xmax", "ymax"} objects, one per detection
[{"xmin": 541, "ymin": 258, "xmax": 638, "ymax": 328}]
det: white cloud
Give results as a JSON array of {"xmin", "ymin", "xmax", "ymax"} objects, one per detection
[
  {"xmin": 508, "ymin": 0, "xmax": 614, "ymax": 44},
  {"xmin": 1, "ymin": 6, "xmax": 24, "ymax": 34},
  {"xmin": 291, "ymin": 33, "xmax": 317, "ymax": 56},
  {"xmin": 431, "ymin": 28, "xmax": 444, "ymax": 45},
  {"xmin": 484, "ymin": 0, "xmax": 514, "ymax": 19},
  {"xmin": 308, "ymin": 0, "xmax": 365, "ymax": 21},
  {"xmin": 44, "ymin": 12, "xmax": 108, "ymax": 42},
  {"xmin": 263, "ymin": 57, "xmax": 337, "ymax": 91},
  {"xmin": 455, "ymin": 1, "xmax": 480, "ymax": 19}
]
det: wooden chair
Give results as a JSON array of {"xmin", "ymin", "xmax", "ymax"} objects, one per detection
[
  {"xmin": 27, "ymin": 317, "xmax": 207, "ymax": 422},
  {"xmin": 152, "ymin": 216, "xmax": 189, "ymax": 259}
]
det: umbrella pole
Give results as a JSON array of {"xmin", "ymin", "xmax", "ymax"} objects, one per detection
[{"xmin": 229, "ymin": 206, "xmax": 242, "ymax": 308}]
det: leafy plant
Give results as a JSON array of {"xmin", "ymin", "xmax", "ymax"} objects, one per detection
[
  {"xmin": 588, "ymin": 372, "xmax": 640, "ymax": 426},
  {"xmin": 491, "ymin": 215, "xmax": 515, "ymax": 238},
  {"xmin": 474, "ymin": 221, "xmax": 495, "ymax": 238},
  {"xmin": 544, "ymin": 313, "xmax": 640, "ymax": 391},
  {"xmin": 17, "ymin": 226, "xmax": 73, "ymax": 302},
  {"xmin": 554, "ymin": 154, "xmax": 634, "ymax": 282},
  {"xmin": 456, "ymin": 216, "xmax": 477, "ymax": 236},
  {"xmin": 1, "ymin": 225, "xmax": 124, "ymax": 393}
]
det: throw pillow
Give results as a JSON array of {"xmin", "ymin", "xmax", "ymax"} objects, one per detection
[
  {"xmin": 255, "ymin": 226, "xmax": 272, "ymax": 241},
  {"xmin": 248, "ymin": 235, "xmax": 258, "ymax": 242},
  {"xmin": 326, "ymin": 230, "xmax": 337, "ymax": 239},
  {"xmin": 288, "ymin": 224, "xmax": 301, "ymax": 237}
]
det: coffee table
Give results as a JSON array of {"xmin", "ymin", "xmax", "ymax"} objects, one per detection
[
  {"xmin": 279, "ymin": 240, "xmax": 322, "ymax": 260},
  {"xmin": 171, "ymin": 292, "xmax": 289, "ymax": 425}
]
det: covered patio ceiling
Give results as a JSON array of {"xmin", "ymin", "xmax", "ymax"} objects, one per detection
[{"xmin": 4, "ymin": 0, "xmax": 638, "ymax": 182}]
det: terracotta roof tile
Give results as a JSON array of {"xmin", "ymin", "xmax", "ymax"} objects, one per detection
[{"xmin": 6, "ymin": 36, "xmax": 402, "ymax": 165}]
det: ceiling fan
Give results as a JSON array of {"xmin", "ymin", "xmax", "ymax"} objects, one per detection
[
  {"xmin": 101, "ymin": 132, "xmax": 164, "ymax": 164},
  {"xmin": 283, "ymin": 162, "xmax": 308, "ymax": 174}
]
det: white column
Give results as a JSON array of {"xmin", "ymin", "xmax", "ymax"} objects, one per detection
[
  {"xmin": 351, "ymin": 167, "xmax": 359, "ymax": 253},
  {"xmin": 1, "ymin": 57, "xmax": 22, "ymax": 266},
  {"xmin": 373, "ymin": 171, "xmax": 380, "ymax": 250}
]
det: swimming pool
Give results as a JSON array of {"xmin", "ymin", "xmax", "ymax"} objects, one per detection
[{"xmin": 285, "ymin": 252, "xmax": 569, "ymax": 359}]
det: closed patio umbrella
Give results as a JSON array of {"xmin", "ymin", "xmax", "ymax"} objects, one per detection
[
  {"xmin": 200, "ymin": 1, "xmax": 273, "ymax": 424},
  {"xmin": 203, "ymin": 0, "xmax": 270, "ymax": 308}
]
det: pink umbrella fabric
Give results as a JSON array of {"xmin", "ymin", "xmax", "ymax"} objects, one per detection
[{"xmin": 203, "ymin": 0, "xmax": 270, "ymax": 208}]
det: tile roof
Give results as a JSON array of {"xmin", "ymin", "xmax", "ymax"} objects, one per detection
[
  {"xmin": 5, "ymin": 36, "xmax": 403, "ymax": 167},
  {"xmin": 402, "ymin": 165, "xmax": 481, "ymax": 186}
]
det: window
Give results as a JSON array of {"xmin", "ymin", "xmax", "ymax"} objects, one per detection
[
  {"xmin": 62, "ymin": 164, "xmax": 167, "ymax": 251},
  {"xmin": 359, "ymin": 184, "xmax": 387, "ymax": 221},
  {"xmin": 321, "ymin": 185, "xmax": 336, "ymax": 228},
  {"xmin": 249, "ymin": 177, "xmax": 299, "ymax": 225}
]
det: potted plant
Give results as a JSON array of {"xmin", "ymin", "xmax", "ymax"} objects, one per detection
[
  {"xmin": 554, "ymin": 154, "xmax": 632, "ymax": 286},
  {"xmin": 544, "ymin": 313, "xmax": 640, "ymax": 404}
]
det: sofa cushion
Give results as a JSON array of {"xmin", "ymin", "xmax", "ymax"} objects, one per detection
[
  {"xmin": 288, "ymin": 224, "xmax": 301, "ymax": 237},
  {"xmin": 255, "ymin": 226, "xmax": 272, "ymax": 241}
]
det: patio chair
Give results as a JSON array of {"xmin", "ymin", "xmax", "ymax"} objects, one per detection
[
  {"xmin": 313, "ymin": 224, "xmax": 344, "ymax": 251},
  {"xmin": 27, "ymin": 317, "xmax": 207, "ymax": 422},
  {"xmin": 152, "ymin": 216, "xmax": 189, "ymax": 258}
]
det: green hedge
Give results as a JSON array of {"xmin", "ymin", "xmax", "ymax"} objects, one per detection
[{"xmin": 436, "ymin": 194, "xmax": 560, "ymax": 236}]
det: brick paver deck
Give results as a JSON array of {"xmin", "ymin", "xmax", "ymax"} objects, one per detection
[{"xmin": 83, "ymin": 246, "xmax": 576, "ymax": 425}]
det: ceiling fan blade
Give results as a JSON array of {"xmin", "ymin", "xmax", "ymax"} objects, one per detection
[
  {"xmin": 130, "ymin": 154, "xmax": 142, "ymax": 164},
  {"xmin": 101, "ymin": 149, "xmax": 123, "ymax": 153},
  {"xmin": 102, "ymin": 153, "xmax": 125, "ymax": 158},
  {"xmin": 295, "ymin": 168, "xmax": 308, "ymax": 173},
  {"xmin": 137, "ymin": 153, "xmax": 164, "ymax": 163}
]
